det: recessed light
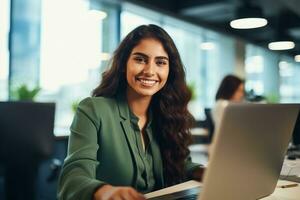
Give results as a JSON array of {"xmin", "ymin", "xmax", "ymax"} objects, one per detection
[
  {"xmin": 230, "ymin": 18, "xmax": 268, "ymax": 29},
  {"xmin": 268, "ymin": 41, "xmax": 295, "ymax": 50}
]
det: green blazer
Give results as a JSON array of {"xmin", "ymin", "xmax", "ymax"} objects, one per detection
[{"xmin": 57, "ymin": 95, "xmax": 200, "ymax": 200}]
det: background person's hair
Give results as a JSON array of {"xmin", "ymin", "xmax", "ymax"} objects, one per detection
[
  {"xmin": 92, "ymin": 24, "xmax": 194, "ymax": 186},
  {"xmin": 215, "ymin": 74, "xmax": 244, "ymax": 100}
]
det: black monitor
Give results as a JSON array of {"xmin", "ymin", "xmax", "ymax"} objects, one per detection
[
  {"xmin": 0, "ymin": 101, "xmax": 55, "ymax": 200},
  {"xmin": 292, "ymin": 110, "xmax": 300, "ymax": 146},
  {"xmin": 0, "ymin": 101, "xmax": 55, "ymax": 162}
]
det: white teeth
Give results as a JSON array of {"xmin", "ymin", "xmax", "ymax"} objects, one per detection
[
  {"xmin": 138, "ymin": 78, "xmax": 157, "ymax": 86},
  {"xmin": 141, "ymin": 79, "xmax": 155, "ymax": 84}
]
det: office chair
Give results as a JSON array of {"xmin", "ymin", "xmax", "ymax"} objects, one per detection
[{"xmin": 204, "ymin": 108, "xmax": 215, "ymax": 143}]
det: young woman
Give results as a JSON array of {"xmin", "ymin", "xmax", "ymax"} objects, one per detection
[
  {"xmin": 212, "ymin": 74, "xmax": 244, "ymax": 128},
  {"xmin": 58, "ymin": 24, "xmax": 204, "ymax": 200}
]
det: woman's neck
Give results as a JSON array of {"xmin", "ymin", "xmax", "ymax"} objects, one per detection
[
  {"xmin": 127, "ymin": 97, "xmax": 151, "ymax": 118},
  {"xmin": 126, "ymin": 91, "xmax": 152, "ymax": 118}
]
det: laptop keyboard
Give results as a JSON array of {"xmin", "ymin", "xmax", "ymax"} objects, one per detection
[{"xmin": 176, "ymin": 194, "xmax": 198, "ymax": 200}]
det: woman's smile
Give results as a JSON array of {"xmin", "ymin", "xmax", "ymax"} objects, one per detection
[
  {"xmin": 136, "ymin": 77, "xmax": 159, "ymax": 87},
  {"xmin": 126, "ymin": 38, "xmax": 169, "ymax": 98}
]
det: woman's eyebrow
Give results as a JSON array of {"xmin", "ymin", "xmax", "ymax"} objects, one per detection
[
  {"xmin": 156, "ymin": 56, "xmax": 169, "ymax": 61},
  {"xmin": 132, "ymin": 52, "xmax": 148, "ymax": 58},
  {"xmin": 132, "ymin": 52, "xmax": 169, "ymax": 61}
]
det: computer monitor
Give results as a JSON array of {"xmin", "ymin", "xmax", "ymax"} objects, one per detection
[
  {"xmin": 292, "ymin": 110, "xmax": 300, "ymax": 146},
  {"xmin": 0, "ymin": 101, "xmax": 55, "ymax": 162},
  {"xmin": 0, "ymin": 101, "xmax": 55, "ymax": 200}
]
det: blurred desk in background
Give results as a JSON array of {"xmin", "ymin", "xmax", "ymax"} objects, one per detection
[{"xmin": 191, "ymin": 128, "xmax": 209, "ymax": 144}]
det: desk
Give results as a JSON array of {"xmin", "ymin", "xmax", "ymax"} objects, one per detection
[
  {"xmin": 263, "ymin": 180, "xmax": 300, "ymax": 200},
  {"xmin": 189, "ymin": 146, "xmax": 300, "ymax": 199}
]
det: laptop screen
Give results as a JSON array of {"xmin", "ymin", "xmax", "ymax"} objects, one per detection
[{"xmin": 199, "ymin": 103, "xmax": 299, "ymax": 200}]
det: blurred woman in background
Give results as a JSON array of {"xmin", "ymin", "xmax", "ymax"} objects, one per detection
[{"xmin": 212, "ymin": 74, "xmax": 244, "ymax": 129}]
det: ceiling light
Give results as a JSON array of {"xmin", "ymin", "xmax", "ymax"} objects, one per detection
[
  {"xmin": 230, "ymin": 3, "xmax": 268, "ymax": 29},
  {"xmin": 230, "ymin": 18, "xmax": 267, "ymax": 29},
  {"xmin": 268, "ymin": 41, "xmax": 295, "ymax": 50},
  {"xmin": 295, "ymin": 55, "xmax": 300, "ymax": 62}
]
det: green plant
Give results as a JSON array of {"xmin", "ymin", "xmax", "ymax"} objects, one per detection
[
  {"xmin": 14, "ymin": 84, "xmax": 41, "ymax": 101},
  {"xmin": 71, "ymin": 100, "xmax": 80, "ymax": 113},
  {"xmin": 187, "ymin": 82, "xmax": 197, "ymax": 101},
  {"xmin": 266, "ymin": 93, "xmax": 280, "ymax": 103}
]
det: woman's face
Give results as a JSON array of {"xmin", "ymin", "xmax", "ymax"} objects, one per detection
[
  {"xmin": 126, "ymin": 38, "xmax": 169, "ymax": 98},
  {"xmin": 231, "ymin": 83, "xmax": 244, "ymax": 102}
]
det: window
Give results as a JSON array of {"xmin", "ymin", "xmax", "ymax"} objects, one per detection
[
  {"xmin": 163, "ymin": 18, "xmax": 205, "ymax": 119},
  {"xmin": 0, "ymin": 0, "xmax": 10, "ymax": 100},
  {"xmin": 279, "ymin": 57, "xmax": 300, "ymax": 103},
  {"xmin": 9, "ymin": 0, "xmax": 41, "ymax": 94},
  {"xmin": 121, "ymin": 3, "xmax": 161, "ymax": 38},
  {"xmin": 245, "ymin": 44, "xmax": 280, "ymax": 102},
  {"xmin": 39, "ymin": 0, "xmax": 118, "ymax": 136}
]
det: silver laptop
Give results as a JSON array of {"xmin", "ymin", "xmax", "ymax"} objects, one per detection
[
  {"xmin": 146, "ymin": 103, "xmax": 299, "ymax": 200},
  {"xmin": 199, "ymin": 103, "xmax": 299, "ymax": 200}
]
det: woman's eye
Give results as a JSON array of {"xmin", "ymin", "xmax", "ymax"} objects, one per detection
[
  {"xmin": 156, "ymin": 60, "xmax": 167, "ymax": 66},
  {"xmin": 134, "ymin": 57, "xmax": 146, "ymax": 63}
]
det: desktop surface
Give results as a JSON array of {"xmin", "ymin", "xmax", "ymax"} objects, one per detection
[{"xmin": 145, "ymin": 179, "xmax": 300, "ymax": 200}]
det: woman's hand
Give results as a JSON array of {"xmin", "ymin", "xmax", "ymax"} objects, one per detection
[
  {"xmin": 192, "ymin": 166, "xmax": 205, "ymax": 182},
  {"xmin": 93, "ymin": 184, "xmax": 146, "ymax": 200}
]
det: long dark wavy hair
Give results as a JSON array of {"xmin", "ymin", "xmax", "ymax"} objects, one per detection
[
  {"xmin": 92, "ymin": 24, "xmax": 194, "ymax": 186},
  {"xmin": 215, "ymin": 74, "xmax": 244, "ymax": 100}
]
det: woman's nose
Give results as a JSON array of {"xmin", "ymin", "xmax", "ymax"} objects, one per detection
[{"xmin": 142, "ymin": 61, "xmax": 155, "ymax": 75}]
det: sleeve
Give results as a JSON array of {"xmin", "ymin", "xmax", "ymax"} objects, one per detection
[{"xmin": 57, "ymin": 98, "xmax": 105, "ymax": 200}]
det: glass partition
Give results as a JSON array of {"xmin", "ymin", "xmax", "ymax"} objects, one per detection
[
  {"xmin": 0, "ymin": 0, "xmax": 10, "ymax": 100},
  {"xmin": 245, "ymin": 44, "xmax": 280, "ymax": 102},
  {"xmin": 279, "ymin": 56, "xmax": 300, "ymax": 103},
  {"xmin": 39, "ymin": 0, "xmax": 118, "ymax": 135}
]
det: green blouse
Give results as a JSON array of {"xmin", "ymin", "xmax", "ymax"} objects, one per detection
[{"xmin": 129, "ymin": 110, "xmax": 155, "ymax": 193}]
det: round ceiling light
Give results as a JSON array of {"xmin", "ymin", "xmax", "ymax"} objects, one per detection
[
  {"xmin": 268, "ymin": 41, "xmax": 295, "ymax": 50},
  {"xmin": 230, "ymin": 18, "xmax": 268, "ymax": 29}
]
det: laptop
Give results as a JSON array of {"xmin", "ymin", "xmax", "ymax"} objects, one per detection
[{"xmin": 146, "ymin": 103, "xmax": 300, "ymax": 200}]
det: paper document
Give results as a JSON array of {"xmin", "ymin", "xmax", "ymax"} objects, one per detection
[{"xmin": 145, "ymin": 180, "xmax": 202, "ymax": 200}]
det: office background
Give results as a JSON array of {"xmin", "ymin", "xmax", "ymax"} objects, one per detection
[
  {"xmin": 1, "ymin": 0, "xmax": 300, "ymax": 136},
  {"xmin": 0, "ymin": 0, "xmax": 300, "ymax": 199}
]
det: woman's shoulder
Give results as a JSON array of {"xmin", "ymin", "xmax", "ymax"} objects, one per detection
[
  {"xmin": 79, "ymin": 96, "xmax": 117, "ymax": 110},
  {"xmin": 212, "ymin": 99, "xmax": 229, "ymax": 123},
  {"xmin": 214, "ymin": 99, "xmax": 229, "ymax": 108},
  {"xmin": 80, "ymin": 96, "xmax": 115, "ymax": 104},
  {"xmin": 75, "ymin": 96, "xmax": 120, "ymax": 122}
]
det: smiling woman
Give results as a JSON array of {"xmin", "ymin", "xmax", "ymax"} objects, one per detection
[
  {"xmin": 126, "ymin": 38, "xmax": 169, "ymax": 98},
  {"xmin": 57, "ymin": 24, "xmax": 204, "ymax": 200}
]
